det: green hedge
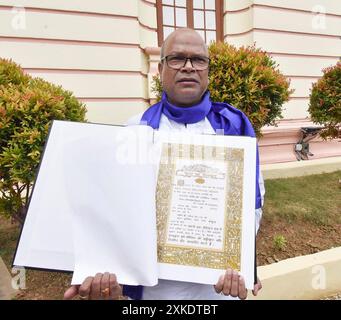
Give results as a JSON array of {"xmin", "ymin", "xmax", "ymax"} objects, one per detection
[
  {"xmin": 0, "ymin": 58, "xmax": 87, "ymax": 223},
  {"xmin": 308, "ymin": 60, "xmax": 341, "ymax": 139}
]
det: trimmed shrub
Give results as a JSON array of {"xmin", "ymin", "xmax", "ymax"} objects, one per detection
[
  {"xmin": 0, "ymin": 58, "xmax": 87, "ymax": 223},
  {"xmin": 152, "ymin": 42, "xmax": 293, "ymax": 137},
  {"xmin": 208, "ymin": 42, "xmax": 292, "ymax": 136},
  {"xmin": 308, "ymin": 60, "xmax": 341, "ymax": 139}
]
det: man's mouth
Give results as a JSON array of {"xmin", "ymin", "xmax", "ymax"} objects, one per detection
[{"xmin": 177, "ymin": 78, "xmax": 199, "ymax": 84}]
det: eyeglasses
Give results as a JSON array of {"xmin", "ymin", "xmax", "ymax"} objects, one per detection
[{"xmin": 161, "ymin": 55, "xmax": 210, "ymax": 71}]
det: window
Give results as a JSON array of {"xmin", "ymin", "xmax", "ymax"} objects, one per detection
[{"xmin": 156, "ymin": 0, "xmax": 223, "ymax": 46}]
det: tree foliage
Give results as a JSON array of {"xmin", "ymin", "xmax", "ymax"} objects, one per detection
[
  {"xmin": 308, "ymin": 60, "xmax": 341, "ymax": 139},
  {"xmin": 208, "ymin": 42, "xmax": 292, "ymax": 136},
  {"xmin": 0, "ymin": 58, "xmax": 87, "ymax": 223}
]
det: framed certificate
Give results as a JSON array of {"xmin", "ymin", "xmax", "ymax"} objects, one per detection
[{"xmin": 154, "ymin": 132, "xmax": 257, "ymax": 289}]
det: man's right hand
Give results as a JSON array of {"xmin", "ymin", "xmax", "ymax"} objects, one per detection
[{"xmin": 63, "ymin": 272, "xmax": 125, "ymax": 300}]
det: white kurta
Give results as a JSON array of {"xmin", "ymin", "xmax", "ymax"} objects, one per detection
[{"xmin": 127, "ymin": 113, "xmax": 265, "ymax": 300}]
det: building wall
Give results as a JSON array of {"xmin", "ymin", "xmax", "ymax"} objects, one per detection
[
  {"xmin": 224, "ymin": 0, "xmax": 340, "ymax": 120},
  {"xmin": 224, "ymin": 0, "xmax": 341, "ymax": 163},
  {"xmin": 0, "ymin": 0, "xmax": 340, "ymax": 164},
  {"xmin": 0, "ymin": 0, "xmax": 158, "ymax": 125}
]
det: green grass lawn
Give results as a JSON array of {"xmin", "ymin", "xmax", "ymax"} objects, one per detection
[{"xmin": 263, "ymin": 170, "xmax": 341, "ymax": 225}]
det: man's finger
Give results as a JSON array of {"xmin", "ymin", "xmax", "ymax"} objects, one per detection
[
  {"xmin": 101, "ymin": 272, "xmax": 110, "ymax": 300},
  {"xmin": 252, "ymin": 277, "xmax": 262, "ymax": 296},
  {"xmin": 238, "ymin": 276, "xmax": 248, "ymax": 300},
  {"xmin": 79, "ymin": 276, "xmax": 94, "ymax": 300},
  {"xmin": 214, "ymin": 274, "xmax": 224, "ymax": 294},
  {"xmin": 222, "ymin": 268, "xmax": 233, "ymax": 296},
  {"xmin": 109, "ymin": 273, "xmax": 123, "ymax": 299},
  {"xmin": 252, "ymin": 278, "xmax": 262, "ymax": 296},
  {"xmin": 64, "ymin": 285, "xmax": 79, "ymax": 300},
  {"xmin": 90, "ymin": 273, "xmax": 103, "ymax": 299},
  {"xmin": 229, "ymin": 270, "xmax": 239, "ymax": 297}
]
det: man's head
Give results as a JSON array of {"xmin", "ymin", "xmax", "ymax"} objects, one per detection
[{"xmin": 159, "ymin": 28, "xmax": 209, "ymax": 107}]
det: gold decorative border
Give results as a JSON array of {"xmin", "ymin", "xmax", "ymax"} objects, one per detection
[{"xmin": 156, "ymin": 143, "xmax": 244, "ymax": 270}]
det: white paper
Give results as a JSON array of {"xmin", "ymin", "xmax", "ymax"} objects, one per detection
[
  {"xmin": 166, "ymin": 159, "xmax": 228, "ymax": 250},
  {"xmin": 153, "ymin": 131, "xmax": 256, "ymax": 289},
  {"xmin": 14, "ymin": 121, "xmax": 159, "ymax": 286},
  {"xmin": 14, "ymin": 121, "xmax": 256, "ymax": 289},
  {"xmin": 65, "ymin": 124, "xmax": 158, "ymax": 285}
]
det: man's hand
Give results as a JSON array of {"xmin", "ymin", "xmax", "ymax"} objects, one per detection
[
  {"xmin": 252, "ymin": 276, "xmax": 262, "ymax": 296},
  {"xmin": 214, "ymin": 268, "xmax": 262, "ymax": 300},
  {"xmin": 63, "ymin": 272, "xmax": 125, "ymax": 300}
]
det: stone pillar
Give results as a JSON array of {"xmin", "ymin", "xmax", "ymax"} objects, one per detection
[{"xmin": 144, "ymin": 46, "xmax": 161, "ymax": 105}]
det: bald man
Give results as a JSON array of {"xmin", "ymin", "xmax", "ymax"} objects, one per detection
[{"xmin": 64, "ymin": 28, "xmax": 264, "ymax": 300}]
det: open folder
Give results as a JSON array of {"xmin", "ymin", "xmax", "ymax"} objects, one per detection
[{"xmin": 13, "ymin": 120, "xmax": 256, "ymax": 289}]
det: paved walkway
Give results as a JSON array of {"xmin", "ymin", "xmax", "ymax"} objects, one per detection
[{"xmin": 0, "ymin": 257, "xmax": 17, "ymax": 300}]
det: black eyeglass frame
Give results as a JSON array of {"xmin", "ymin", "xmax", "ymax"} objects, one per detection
[{"xmin": 160, "ymin": 55, "xmax": 210, "ymax": 71}]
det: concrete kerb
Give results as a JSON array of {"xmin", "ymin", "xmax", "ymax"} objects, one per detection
[
  {"xmin": 249, "ymin": 247, "xmax": 341, "ymax": 300},
  {"xmin": 261, "ymin": 156, "xmax": 341, "ymax": 180}
]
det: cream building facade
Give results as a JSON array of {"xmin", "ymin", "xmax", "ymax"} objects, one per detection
[{"xmin": 0, "ymin": 0, "xmax": 340, "ymax": 164}]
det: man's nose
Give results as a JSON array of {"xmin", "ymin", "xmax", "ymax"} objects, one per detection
[{"xmin": 182, "ymin": 58, "xmax": 195, "ymax": 71}]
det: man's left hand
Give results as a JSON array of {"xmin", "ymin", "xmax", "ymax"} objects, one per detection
[{"xmin": 214, "ymin": 268, "xmax": 262, "ymax": 299}]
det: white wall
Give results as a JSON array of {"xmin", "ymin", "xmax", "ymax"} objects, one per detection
[
  {"xmin": 0, "ymin": 0, "xmax": 158, "ymax": 124},
  {"xmin": 224, "ymin": 0, "xmax": 341, "ymax": 120}
]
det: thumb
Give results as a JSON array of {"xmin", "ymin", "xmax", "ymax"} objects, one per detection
[
  {"xmin": 64, "ymin": 285, "xmax": 79, "ymax": 300},
  {"xmin": 252, "ymin": 281, "xmax": 262, "ymax": 296}
]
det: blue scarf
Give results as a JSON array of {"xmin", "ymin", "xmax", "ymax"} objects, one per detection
[{"xmin": 123, "ymin": 90, "xmax": 261, "ymax": 300}]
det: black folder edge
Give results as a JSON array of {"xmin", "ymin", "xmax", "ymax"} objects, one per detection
[{"xmin": 11, "ymin": 120, "xmax": 259, "ymax": 284}]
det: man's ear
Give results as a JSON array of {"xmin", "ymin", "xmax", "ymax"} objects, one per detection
[{"xmin": 158, "ymin": 62, "xmax": 163, "ymax": 81}]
